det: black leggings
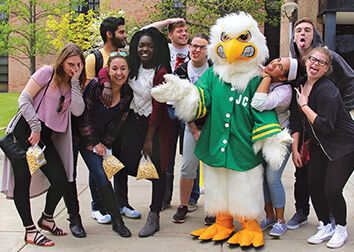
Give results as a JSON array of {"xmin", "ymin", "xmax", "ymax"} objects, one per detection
[
  {"xmin": 307, "ymin": 145, "xmax": 354, "ymax": 226},
  {"xmin": 114, "ymin": 113, "xmax": 166, "ymax": 213},
  {"xmin": 12, "ymin": 119, "xmax": 68, "ymax": 227}
]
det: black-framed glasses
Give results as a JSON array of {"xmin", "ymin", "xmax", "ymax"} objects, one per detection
[
  {"xmin": 309, "ymin": 56, "xmax": 328, "ymax": 67},
  {"xmin": 190, "ymin": 44, "xmax": 207, "ymax": 50},
  {"xmin": 57, "ymin": 95, "xmax": 65, "ymax": 113}
]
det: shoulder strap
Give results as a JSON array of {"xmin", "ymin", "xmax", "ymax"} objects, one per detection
[
  {"xmin": 93, "ymin": 50, "xmax": 103, "ymax": 77},
  {"xmin": 35, "ymin": 67, "xmax": 54, "ymax": 113}
]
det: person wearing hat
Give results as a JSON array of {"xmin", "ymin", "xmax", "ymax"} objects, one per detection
[{"xmin": 251, "ymin": 57, "xmax": 298, "ymax": 237}]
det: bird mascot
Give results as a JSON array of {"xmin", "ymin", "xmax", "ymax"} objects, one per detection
[{"xmin": 152, "ymin": 12, "xmax": 292, "ymax": 247}]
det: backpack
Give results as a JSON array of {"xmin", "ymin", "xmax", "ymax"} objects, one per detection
[{"xmin": 93, "ymin": 50, "xmax": 103, "ymax": 77}]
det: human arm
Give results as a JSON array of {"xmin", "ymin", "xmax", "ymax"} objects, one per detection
[
  {"xmin": 78, "ymin": 79, "xmax": 102, "ymax": 148},
  {"xmin": 291, "ymin": 132, "xmax": 302, "ymax": 167},
  {"xmin": 71, "ymin": 61, "xmax": 85, "ymax": 116},
  {"xmin": 85, "ymin": 53, "xmax": 96, "ymax": 85},
  {"xmin": 98, "ymin": 67, "xmax": 113, "ymax": 107},
  {"xmin": 188, "ymin": 122, "xmax": 201, "ymax": 141},
  {"xmin": 143, "ymin": 126, "xmax": 157, "ymax": 158},
  {"xmin": 294, "ymin": 85, "xmax": 318, "ymax": 124},
  {"xmin": 142, "ymin": 18, "xmax": 186, "ymax": 30},
  {"xmin": 330, "ymin": 51, "xmax": 354, "ymax": 111}
]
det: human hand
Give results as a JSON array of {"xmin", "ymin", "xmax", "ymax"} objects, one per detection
[
  {"xmin": 294, "ymin": 85, "xmax": 308, "ymax": 108},
  {"xmin": 93, "ymin": 143, "xmax": 107, "ymax": 156},
  {"xmin": 101, "ymin": 82, "xmax": 113, "ymax": 107},
  {"xmin": 28, "ymin": 131, "xmax": 40, "ymax": 146},
  {"xmin": 292, "ymin": 150, "xmax": 303, "ymax": 167},
  {"xmin": 72, "ymin": 61, "xmax": 83, "ymax": 80},
  {"xmin": 143, "ymin": 139, "xmax": 153, "ymax": 158}
]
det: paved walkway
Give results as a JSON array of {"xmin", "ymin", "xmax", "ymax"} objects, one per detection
[{"xmin": 0, "ymin": 150, "xmax": 353, "ymax": 252}]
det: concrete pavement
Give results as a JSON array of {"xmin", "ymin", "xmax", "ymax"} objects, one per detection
[{"xmin": 0, "ymin": 149, "xmax": 353, "ymax": 252}]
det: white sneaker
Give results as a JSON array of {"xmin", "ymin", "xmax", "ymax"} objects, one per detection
[
  {"xmin": 91, "ymin": 210, "xmax": 111, "ymax": 224},
  {"xmin": 327, "ymin": 224, "xmax": 348, "ymax": 248},
  {"xmin": 307, "ymin": 221, "xmax": 334, "ymax": 244}
]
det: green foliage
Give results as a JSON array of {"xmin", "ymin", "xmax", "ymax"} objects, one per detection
[
  {"xmin": 0, "ymin": 92, "xmax": 19, "ymax": 137},
  {"xmin": 0, "ymin": 0, "xmax": 84, "ymax": 74},
  {"xmin": 140, "ymin": 0, "xmax": 284, "ymax": 36},
  {"xmin": 46, "ymin": 6, "xmax": 138, "ymax": 55}
]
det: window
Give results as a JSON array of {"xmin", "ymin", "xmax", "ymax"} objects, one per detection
[
  {"xmin": 163, "ymin": 0, "xmax": 186, "ymax": 18},
  {"xmin": 75, "ymin": 0, "xmax": 99, "ymax": 14},
  {"xmin": 0, "ymin": 0, "xmax": 8, "ymax": 91}
]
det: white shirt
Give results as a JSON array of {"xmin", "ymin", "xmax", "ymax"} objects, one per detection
[{"xmin": 129, "ymin": 65, "xmax": 155, "ymax": 116}]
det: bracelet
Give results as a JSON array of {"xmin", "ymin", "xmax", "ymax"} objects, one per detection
[
  {"xmin": 103, "ymin": 86, "xmax": 112, "ymax": 90},
  {"xmin": 301, "ymin": 104, "xmax": 308, "ymax": 108}
]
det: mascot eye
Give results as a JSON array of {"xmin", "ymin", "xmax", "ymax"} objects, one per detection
[
  {"xmin": 237, "ymin": 32, "xmax": 251, "ymax": 42},
  {"xmin": 220, "ymin": 32, "xmax": 230, "ymax": 42}
]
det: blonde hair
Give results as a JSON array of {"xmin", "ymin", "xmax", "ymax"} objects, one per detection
[{"xmin": 53, "ymin": 43, "xmax": 86, "ymax": 88}]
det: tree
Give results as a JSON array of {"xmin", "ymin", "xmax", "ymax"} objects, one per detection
[
  {"xmin": 46, "ymin": 8, "xmax": 137, "ymax": 55},
  {"xmin": 139, "ymin": 0, "xmax": 284, "ymax": 35},
  {"xmin": 0, "ymin": 0, "xmax": 83, "ymax": 75}
]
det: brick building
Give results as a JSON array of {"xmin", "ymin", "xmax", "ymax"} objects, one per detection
[{"xmin": 1, "ymin": 0, "xmax": 353, "ymax": 92}]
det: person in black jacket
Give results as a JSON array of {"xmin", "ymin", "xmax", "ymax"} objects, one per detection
[
  {"xmin": 295, "ymin": 46, "xmax": 354, "ymax": 249},
  {"xmin": 287, "ymin": 17, "xmax": 354, "ymax": 231}
]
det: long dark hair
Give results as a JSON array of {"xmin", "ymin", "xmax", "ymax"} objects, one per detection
[{"xmin": 129, "ymin": 27, "xmax": 171, "ymax": 79}]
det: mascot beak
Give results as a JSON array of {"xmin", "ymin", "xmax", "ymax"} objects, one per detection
[{"xmin": 216, "ymin": 39, "xmax": 257, "ymax": 64}]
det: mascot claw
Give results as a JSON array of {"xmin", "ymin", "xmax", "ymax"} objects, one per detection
[
  {"xmin": 151, "ymin": 74, "xmax": 194, "ymax": 103},
  {"xmin": 191, "ymin": 215, "xmax": 235, "ymax": 241},
  {"xmin": 227, "ymin": 219, "xmax": 264, "ymax": 247}
]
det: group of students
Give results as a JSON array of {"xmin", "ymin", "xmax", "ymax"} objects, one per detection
[{"xmin": 1, "ymin": 15, "xmax": 353, "ymax": 249}]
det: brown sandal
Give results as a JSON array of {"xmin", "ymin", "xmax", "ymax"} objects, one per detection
[
  {"xmin": 37, "ymin": 213, "xmax": 67, "ymax": 236},
  {"xmin": 25, "ymin": 225, "xmax": 55, "ymax": 247}
]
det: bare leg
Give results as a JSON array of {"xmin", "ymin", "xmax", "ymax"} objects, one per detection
[{"xmin": 180, "ymin": 178, "xmax": 194, "ymax": 206}]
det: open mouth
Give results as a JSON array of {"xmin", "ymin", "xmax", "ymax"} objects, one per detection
[{"xmin": 241, "ymin": 46, "xmax": 255, "ymax": 58}]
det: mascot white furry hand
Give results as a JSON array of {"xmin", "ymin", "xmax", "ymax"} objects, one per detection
[{"xmin": 152, "ymin": 12, "xmax": 292, "ymax": 247}]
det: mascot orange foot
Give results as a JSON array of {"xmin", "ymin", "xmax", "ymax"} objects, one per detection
[
  {"xmin": 190, "ymin": 214, "xmax": 235, "ymax": 241},
  {"xmin": 227, "ymin": 218, "xmax": 264, "ymax": 247}
]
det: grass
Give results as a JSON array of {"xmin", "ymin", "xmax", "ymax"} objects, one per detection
[{"xmin": 0, "ymin": 93, "xmax": 20, "ymax": 138}]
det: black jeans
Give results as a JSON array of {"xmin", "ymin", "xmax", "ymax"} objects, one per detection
[
  {"xmin": 12, "ymin": 119, "xmax": 68, "ymax": 227},
  {"xmin": 293, "ymin": 163, "xmax": 310, "ymax": 216},
  {"xmin": 307, "ymin": 145, "xmax": 354, "ymax": 226},
  {"xmin": 114, "ymin": 112, "xmax": 166, "ymax": 212}
]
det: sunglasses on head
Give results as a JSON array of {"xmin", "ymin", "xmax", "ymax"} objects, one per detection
[
  {"xmin": 110, "ymin": 51, "xmax": 128, "ymax": 57},
  {"xmin": 57, "ymin": 95, "xmax": 65, "ymax": 113}
]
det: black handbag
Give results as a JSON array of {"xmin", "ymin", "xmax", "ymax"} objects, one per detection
[
  {"xmin": 0, "ymin": 69, "xmax": 54, "ymax": 164},
  {"xmin": 0, "ymin": 132, "xmax": 26, "ymax": 162}
]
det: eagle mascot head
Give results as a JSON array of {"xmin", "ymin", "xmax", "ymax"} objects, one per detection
[{"xmin": 208, "ymin": 12, "xmax": 269, "ymax": 91}]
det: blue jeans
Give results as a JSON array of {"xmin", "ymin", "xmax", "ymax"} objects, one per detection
[
  {"xmin": 263, "ymin": 144, "xmax": 291, "ymax": 208},
  {"xmin": 74, "ymin": 144, "xmax": 109, "ymax": 212}
]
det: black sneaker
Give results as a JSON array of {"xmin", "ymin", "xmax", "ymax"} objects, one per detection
[
  {"xmin": 172, "ymin": 205, "xmax": 188, "ymax": 223},
  {"xmin": 204, "ymin": 216, "xmax": 216, "ymax": 225}
]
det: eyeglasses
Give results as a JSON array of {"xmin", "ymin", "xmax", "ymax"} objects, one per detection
[
  {"xmin": 110, "ymin": 51, "xmax": 128, "ymax": 57},
  {"xmin": 309, "ymin": 56, "xmax": 328, "ymax": 66},
  {"xmin": 190, "ymin": 44, "xmax": 207, "ymax": 50},
  {"xmin": 57, "ymin": 95, "xmax": 65, "ymax": 113}
]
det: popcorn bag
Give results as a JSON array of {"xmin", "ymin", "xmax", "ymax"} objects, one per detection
[
  {"xmin": 26, "ymin": 145, "xmax": 47, "ymax": 175},
  {"xmin": 136, "ymin": 155, "xmax": 159, "ymax": 180},
  {"xmin": 102, "ymin": 149, "xmax": 125, "ymax": 180}
]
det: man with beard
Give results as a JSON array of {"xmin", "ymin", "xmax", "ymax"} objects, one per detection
[
  {"xmin": 85, "ymin": 17, "xmax": 127, "ymax": 84},
  {"xmin": 287, "ymin": 17, "xmax": 354, "ymax": 231}
]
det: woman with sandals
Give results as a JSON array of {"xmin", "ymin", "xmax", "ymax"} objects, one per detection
[{"xmin": 1, "ymin": 44, "xmax": 86, "ymax": 246}]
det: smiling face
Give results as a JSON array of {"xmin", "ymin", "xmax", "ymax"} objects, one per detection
[
  {"xmin": 137, "ymin": 35, "xmax": 154, "ymax": 68},
  {"xmin": 62, "ymin": 55, "xmax": 83, "ymax": 78},
  {"xmin": 189, "ymin": 37, "xmax": 208, "ymax": 66},
  {"xmin": 265, "ymin": 57, "xmax": 290, "ymax": 82},
  {"xmin": 168, "ymin": 25, "xmax": 189, "ymax": 48},
  {"xmin": 306, "ymin": 51, "xmax": 329, "ymax": 80},
  {"xmin": 294, "ymin": 22, "xmax": 314, "ymax": 51},
  {"xmin": 108, "ymin": 57, "xmax": 129, "ymax": 87}
]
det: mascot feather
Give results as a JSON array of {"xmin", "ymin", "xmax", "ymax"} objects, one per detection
[{"xmin": 152, "ymin": 12, "xmax": 292, "ymax": 247}]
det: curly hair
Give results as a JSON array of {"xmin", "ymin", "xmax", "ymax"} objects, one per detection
[{"xmin": 129, "ymin": 27, "xmax": 171, "ymax": 79}]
